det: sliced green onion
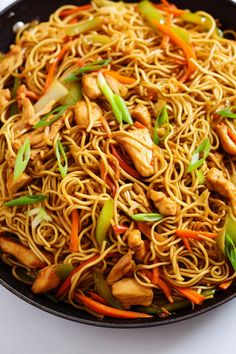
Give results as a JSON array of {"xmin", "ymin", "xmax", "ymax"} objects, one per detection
[
  {"xmin": 217, "ymin": 213, "xmax": 236, "ymax": 255},
  {"xmin": 153, "ymin": 104, "xmax": 169, "ymax": 145},
  {"xmin": 195, "ymin": 169, "xmax": 205, "ymax": 185},
  {"xmin": 65, "ymin": 59, "xmax": 112, "ymax": 82},
  {"xmin": 97, "ymin": 72, "xmax": 122, "ymax": 123},
  {"xmin": 113, "ymin": 94, "xmax": 133, "ymax": 124},
  {"xmin": 28, "ymin": 207, "xmax": 52, "ymax": 229},
  {"xmin": 55, "ymin": 139, "xmax": 68, "ymax": 178},
  {"xmin": 138, "ymin": 1, "xmax": 164, "ymax": 25},
  {"xmin": 5, "ymin": 195, "xmax": 48, "ymax": 207},
  {"xmin": 96, "ymin": 199, "xmax": 114, "ymax": 246},
  {"xmin": 13, "ymin": 138, "xmax": 31, "ymax": 181},
  {"xmin": 34, "ymin": 105, "xmax": 68, "ymax": 129},
  {"xmin": 84, "ymin": 34, "xmax": 111, "ymax": 45},
  {"xmin": 170, "ymin": 26, "xmax": 190, "ymax": 43},
  {"xmin": 187, "ymin": 138, "xmax": 211, "ymax": 173},
  {"xmin": 66, "ymin": 17, "xmax": 102, "ymax": 36},
  {"xmin": 181, "ymin": 12, "xmax": 222, "ymax": 37},
  {"xmin": 217, "ymin": 106, "xmax": 236, "ymax": 119},
  {"xmin": 225, "ymin": 233, "xmax": 236, "ymax": 271},
  {"xmin": 54, "ymin": 264, "xmax": 74, "ymax": 281},
  {"xmin": 131, "ymin": 213, "xmax": 163, "ymax": 222},
  {"xmin": 59, "ymin": 81, "xmax": 82, "ymax": 105}
]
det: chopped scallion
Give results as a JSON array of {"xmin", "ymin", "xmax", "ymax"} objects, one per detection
[
  {"xmin": 55, "ymin": 139, "xmax": 68, "ymax": 178},
  {"xmin": 188, "ymin": 138, "xmax": 211, "ymax": 173},
  {"xmin": 5, "ymin": 195, "xmax": 48, "ymax": 207},
  {"xmin": 13, "ymin": 138, "xmax": 31, "ymax": 181}
]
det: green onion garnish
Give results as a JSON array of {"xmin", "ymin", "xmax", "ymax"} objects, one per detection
[
  {"xmin": 113, "ymin": 94, "xmax": 133, "ymax": 124},
  {"xmin": 188, "ymin": 138, "xmax": 211, "ymax": 173},
  {"xmin": 131, "ymin": 213, "xmax": 163, "ymax": 222},
  {"xmin": 34, "ymin": 105, "xmax": 68, "ymax": 129},
  {"xmin": 13, "ymin": 138, "xmax": 31, "ymax": 181},
  {"xmin": 153, "ymin": 104, "xmax": 169, "ymax": 145},
  {"xmin": 217, "ymin": 106, "xmax": 236, "ymax": 119},
  {"xmin": 64, "ymin": 59, "xmax": 112, "ymax": 83},
  {"xmin": 5, "ymin": 195, "xmax": 48, "ymax": 207},
  {"xmin": 195, "ymin": 169, "xmax": 205, "ymax": 185},
  {"xmin": 28, "ymin": 207, "xmax": 52, "ymax": 229},
  {"xmin": 225, "ymin": 233, "xmax": 236, "ymax": 271},
  {"xmin": 55, "ymin": 139, "xmax": 68, "ymax": 178}
]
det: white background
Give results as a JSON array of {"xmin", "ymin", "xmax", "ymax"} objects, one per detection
[{"xmin": 1, "ymin": 1, "xmax": 236, "ymax": 353}]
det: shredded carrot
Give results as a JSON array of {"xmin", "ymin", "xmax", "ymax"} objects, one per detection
[
  {"xmin": 136, "ymin": 222, "xmax": 166, "ymax": 243},
  {"xmin": 60, "ymin": 4, "xmax": 92, "ymax": 18},
  {"xmin": 176, "ymin": 229, "xmax": 217, "ymax": 240},
  {"xmin": 152, "ymin": 265, "xmax": 160, "ymax": 286},
  {"xmin": 44, "ymin": 44, "xmax": 68, "ymax": 92},
  {"xmin": 100, "ymin": 160, "xmax": 117, "ymax": 197},
  {"xmin": 77, "ymin": 59, "xmax": 85, "ymax": 67},
  {"xmin": 110, "ymin": 144, "xmax": 141, "ymax": 179},
  {"xmin": 69, "ymin": 18, "xmax": 78, "ymax": 24},
  {"xmin": 100, "ymin": 115, "xmax": 112, "ymax": 139},
  {"xmin": 69, "ymin": 209, "xmax": 80, "ymax": 253},
  {"xmin": 154, "ymin": 4, "xmax": 187, "ymax": 16},
  {"xmin": 103, "ymin": 70, "xmax": 136, "ymax": 84},
  {"xmin": 140, "ymin": 269, "xmax": 153, "ymax": 280},
  {"xmin": 173, "ymin": 286, "xmax": 205, "ymax": 305},
  {"xmin": 219, "ymin": 280, "xmax": 233, "ymax": 290},
  {"xmin": 56, "ymin": 255, "xmax": 99, "ymax": 298},
  {"xmin": 87, "ymin": 291, "xmax": 108, "ymax": 305},
  {"xmin": 112, "ymin": 225, "xmax": 129, "ymax": 234},
  {"xmin": 151, "ymin": 19, "xmax": 197, "ymax": 81},
  {"xmin": 75, "ymin": 293, "xmax": 152, "ymax": 319},
  {"xmin": 158, "ymin": 278, "xmax": 173, "ymax": 303},
  {"xmin": 160, "ymin": 0, "xmax": 171, "ymax": 6},
  {"xmin": 182, "ymin": 237, "xmax": 192, "ymax": 253},
  {"xmin": 160, "ymin": 13, "xmax": 173, "ymax": 48},
  {"xmin": 134, "ymin": 121, "xmax": 147, "ymax": 129}
]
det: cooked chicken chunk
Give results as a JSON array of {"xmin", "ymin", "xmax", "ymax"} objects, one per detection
[
  {"xmin": 6, "ymin": 171, "xmax": 31, "ymax": 195},
  {"xmin": 148, "ymin": 190, "xmax": 177, "ymax": 216},
  {"xmin": 133, "ymin": 183, "xmax": 149, "ymax": 208},
  {"xmin": 127, "ymin": 229, "xmax": 146, "ymax": 261},
  {"xmin": 206, "ymin": 168, "xmax": 236, "ymax": 213},
  {"xmin": 116, "ymin": 128, "xmax": 154, "ymax": 177},
  {"xmin": 105, "ymin": 75, "xmax": 128, "ymax": 98},
  {"xmin": 0, "ymin": 88, "xmax": 11, "ymax": 110},
  {"xmin": 132, "ymin": 104, "xmax": 152, "ymax": 128},
  {"xmin": 74, "ymin": 100, "xmax": 102, "ymax": 129},
  {"xmin": 82, "ymin": 74, "xmax": 102, "ymax": 100},
  {"xmin": 0, "ymin": 237, "xmax": 48, "ymax": 269},
  {"xmin": 0, "ymin": 45, "xmax": 24, "ymax": 81},
  {"xmin": 111, "ymin": 277, "xmax": 153, "ymax": 308},
  {"xmin": 32, "ymin": 265, "xmax": 61, "ymax": 294},
  {"xmin": 45, "ymin": 117, "xmax": 64, "ymax": 142},
  {"xmin": 106, "ymin": 250, "xmax": 134, "ymax": 286},
  {"xmin": 215, "ymin": 123, "xmax": 236, "ymax": 155}
]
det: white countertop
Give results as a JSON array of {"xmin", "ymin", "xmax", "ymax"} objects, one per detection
[{"xmin": 1, "ymin": 1, "xmax": 236, "ymax": 353}]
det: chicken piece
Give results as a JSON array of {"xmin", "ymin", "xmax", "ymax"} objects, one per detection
[
  {"xmin": 111, "ymin": 277, "xmax": 153, "ymax": 308},
  {"xmin": 127, "ymin": 229, "xmax": 146, "ymax": 262},
  {"xmin": 0, "ymin": 237, "xmax": 48, "ymax": 269},
  {"xmin": 0, "ymin": 88, "xmax": 11, "ymax": 110},
  {"xmin": 6, "ymin": 171, "xmax": 31, "ymax": 195},
  {"xmin": 74, "ymin": 100, "xmax": 102, "ymax": 129},
  {"xmin": 105, "ymin": 75, "xmax": 128, "ymax": 98},
  {"xmin": 82, "ymin": 74, "xmax": 102, "ymax": 100},
  {"xmin": 148, "ymin": 190, "xmax": 177, "ymax": 216},
  {"xmin": 31, "ymin": 265, "xmax": 61, "ymax": 294},
  {"xmin": 206, "ymin": 167, "xmax": 236, "ymax": 213},
  {"xmin": 45, "ymin": 117, "xmax": 64, "ymax": 143},
  {"xmin": 215, "ymin": 123, "xmax": 236, "ymax": 155},
  {"xmin": 116, "ymin": 128, "xmax": 154, "ymax": 177},
  {"xmin": 133, "ymin": 182, "xmax": 149, "ymax": 208},
  {"xmin": 0, "ymin": 45, "xmax": 24, "ymax": 81},
  {"xmin": 106, "ymin": 250, "xmax": 134, "ymax": 286},
  {"xmin": 132, "ymin": 104, "xmax": 152, "ymax": 128}
]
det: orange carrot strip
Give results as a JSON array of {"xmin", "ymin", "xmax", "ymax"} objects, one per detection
[
  {"xmin": 44, "ymin": 44, "xmax": 68, "ymax": 92},
  {"xmin": 154, "ymin": 4, "xmax": 187, "ymax": 16},
  {"xmin": 182, "ymin": 237, "xmax": 192, "ymax": 253},
  {"xmin": 160, "ymin": 0, "xmax": 171, "ymax": 6},
  {"xmin": 160, "ymin": 13, "xmax": 173, "ymax": 48},
  {"xmin": 134, "ymin": 121, "xmax": 147, "ymax": 129},
  {"xmin": 60, "ymin": 5, "xmax": 92, "ymax": 17},
  {"xmin": 103, "ymin": 70, "xmax": 136, "ymax": 84},
  {"xmin": 176, "ymin": 229, "xmax": 217, "ymax": 240},
  {"xmin": 152, "ymin": 265, "xmax": 160, "ymax": 286},
  {"xmin": 100, "ymin": 160, "xmax": 117, "ymax": 197},
  {"xmin": 174, "ymin": 286, "xmax": 205, "ymax": 305},
  {"xmin": 75, "ymin": 294, "xmax": 152, "ymax": 318},
  {"xmin": 219, "ymin": 280, "xmax": 233, "ymax": 290},
  {"xmin": 56, "ymin": 255, "xmax": 99, "ymax": 298},
  {"xmin": 151, "ymin": 19, "xmax": 196, "ymax": 80},
  {"xmin": 87, "ymin": 291, "xmax": 108, "ymax": 305},
  {"xmin": 137, "ymin": 222, "xmax": 166, "ymax": 243},
  {"xmin": 112, "ymin": 225, "xmax": 129, "ymax": 234},
  {"xmin": 69, "ymin": 18, "xmax": 78, "ymax": 24},
  {"xmin": 69, "ymin": 209, "xmax": 80, "ymax": 253},
  {"xmin": 140, "ymin": 269, "xmax": 153, "ymax": 280},
  {"xmin": 158, "ymin": 278, "xmax": 173, "ymax": 303}
]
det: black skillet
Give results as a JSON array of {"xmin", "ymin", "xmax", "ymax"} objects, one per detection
[{"xmin": 0, "ymin": 0, "xmax": 236, "ymax": 328}]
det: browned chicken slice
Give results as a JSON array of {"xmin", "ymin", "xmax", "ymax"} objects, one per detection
[
  {"xmin": 0, "ymin": 88, "xmax": 11, "ymax": 110},
  {"xmin": 116, "ymin": 128, "xmax": 155, "ymax": 177},
  {"xmin": 147, "ymin": 190, "xmax": 177, "ymax": 216},
  {"xmin": 0, "ymin": 237, "xmax": 49, "ymax": 269},
  {"xmin": 0, "ymin": 45, "xmax": 24, "ymax": 81},
  {"xmin": 105, "ymin": 75, "xmax": 128, "ymax": 98},
  {"xmin": 82, "ymin": 74, "xmax": 102, "ymax": 100},
  {"xmin": 32, "ymin": 265, "xmax": 61, "ymax": 294},
  {"xmin": 6, "ymin": 170, "xmax": 31, "ymax": 195},
  {"xmin": 206, "ymin": 167, "xmax": 236, "ymax": 214},
  {"xmin": 127, "ymin": 229, "xmax": 146, "ymax": 262},
  {"xmin": 106, "ymin": 250, "xmax": 134, "ymax": 286},
  {"xmin": 215, "ymin": 123, "xmax": 236, "ymax": 155},
  {"xmin": 133, "ymin": 183, "xmax": 149, "ymax": 208},
  {"xmin": 111, "ymin": 277, "xmax": 153, "ymax": 308},
  {"xmin": 74, "ymin": 100, "xmax": 102, "ymax": 129},
  {"xmin": 132, "ymin": 104, "xmax": 152, "ymax": 128},
  {"xmin": 45, "ymin": 117, "xmax": 64, "ymax": 142}
]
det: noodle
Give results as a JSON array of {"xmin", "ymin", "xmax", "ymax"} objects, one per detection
[{"xmin": 0, "ymin": 0, "xmax": 236, "ymax": 319}]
